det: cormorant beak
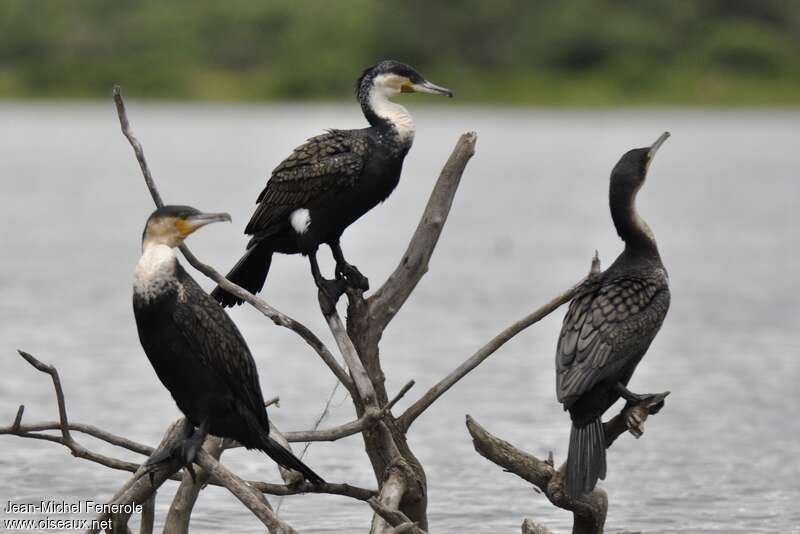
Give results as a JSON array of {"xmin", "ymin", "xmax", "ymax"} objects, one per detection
[
  {"xmin": 179, "ymin": 212, "xmax": 232, "ymax": 236},
  {"xmin": 403, "ymin": 80, "xmax": 454, "ymax": 98},
  {"xmin": 647, "ymin": 131, "xmax": 670, "ymax": 161}
]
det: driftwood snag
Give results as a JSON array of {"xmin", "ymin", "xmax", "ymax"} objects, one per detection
[{"xmin": 466, "ymin": 391, "xmax": 668, "ymax": 534}]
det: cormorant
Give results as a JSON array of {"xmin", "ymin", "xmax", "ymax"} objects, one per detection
[
  {"xmin": 133, "ymin": 205, "xmax": 323, "ymax": 484},
  {"xmin": 555, "ymin": 132, "xmax": 671, "ymax": 498},
  {"xmin": 211, "ymin": 60, "xmax": 453, "ymax": 312}
]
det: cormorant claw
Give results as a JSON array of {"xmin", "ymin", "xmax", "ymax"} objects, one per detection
[{"xmin": 336, "ymin": 263, "xmax": 370, "ymax": 291}]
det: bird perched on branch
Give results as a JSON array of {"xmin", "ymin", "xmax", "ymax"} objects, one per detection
[
  {"xmin": 133, "ymin": 205, "xmax": 323, "ymax": 484},
  {"xmin": 211, "ymin": 60, "xmax": 453, "ymax": 313},
  {"xmin": 555, "ymin": 133, "xmax": 671, "ymax": 498}
]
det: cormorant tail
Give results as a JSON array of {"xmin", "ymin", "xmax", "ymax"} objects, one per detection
[
  {"xmin": 211, "ymin": 243, "xmax": 273, "ymax": 307},
  {"xmin": 259, "ymin": 435, "xmax": 324, "ymax": 485},
  {"xmin": 565, "ymin": 417, "xmax": 606, "ymax": 498}
]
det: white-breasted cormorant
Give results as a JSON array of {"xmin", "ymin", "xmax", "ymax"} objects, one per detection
[
  {"xmin": 133, "ymin": 205, "xmax": 323, "ymax": 483},
  {"xmin": 211, "ymin": 60, "xmax": 453, "ymax": 312},
  {"xmin": 555, "ymin": 133, "xmax": 671, "ymax": 498}
]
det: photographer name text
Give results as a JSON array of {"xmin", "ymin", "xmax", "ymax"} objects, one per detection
[{"xmin": 4, "ymin": 499, "xmax": 142, "ymax": 515}]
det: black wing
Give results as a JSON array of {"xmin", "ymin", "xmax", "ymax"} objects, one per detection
[
  {"xmin": 245, "ymin": 129, "xmax": 368, "ymax": 236},
  {"xmin": 556, "ymin": 275, "xmax": 668, "ymax": 405},
  {"xmin": 173, "ymin": 267, "xmax": 267, "ymax": 420}
]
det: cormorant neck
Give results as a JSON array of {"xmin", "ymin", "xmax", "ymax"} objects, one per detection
[
  {"xmin": 359, "ymin": 85, "xmax": 415, "ymax": 144},
  {"xmin": 609, "ymin": 181, "xmax": 659, "ymax": 256},
  {"xmin": 134, "ymin": 242, "xmax": 178, "ymax": 300}
]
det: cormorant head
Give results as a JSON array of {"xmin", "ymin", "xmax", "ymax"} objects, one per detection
[
  {"xmin": 610, "ymin": 132, "xmax": 670, "ymax": 191},
  {"xmin": 356, "ymin": 60, "xmax": 453, "ymax": 102},
  {"xmin": 141, "ymin": 205, "xmax": 231, "ymax": 249}
]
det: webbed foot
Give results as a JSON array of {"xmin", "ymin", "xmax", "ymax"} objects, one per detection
[
  {"xmin": 336, "ymin": 263, "xmax": 369, "ymax": 291},
  {"xmin": 144, "ymin": 419, "xmax": 208, "ymax": 484}
]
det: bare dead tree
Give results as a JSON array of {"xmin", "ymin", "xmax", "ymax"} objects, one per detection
[{"xmin": 0, "ymin": 86, "xmax": 665, "ymax": 533}]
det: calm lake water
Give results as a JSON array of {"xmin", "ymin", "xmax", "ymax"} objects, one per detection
[{"xmin": 0, "ymin": 103, "xmax": 798, "ymax": 533}]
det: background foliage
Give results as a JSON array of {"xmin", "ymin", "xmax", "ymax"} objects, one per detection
[{"xmin": 1, "ymin": 0, "xmax": 798, "ymax": 104}]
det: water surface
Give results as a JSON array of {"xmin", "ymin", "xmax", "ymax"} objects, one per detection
[{"xmin": 0, "ymin": 104, "xmax": 798, "ymax": 533}]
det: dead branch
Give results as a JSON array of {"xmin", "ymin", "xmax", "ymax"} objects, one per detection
[
  {"xmin": 323, "ymin": 309, "xmax": 380, "ymax": 410},
  {"xmin": 398, "ymin": 254, "xmax": 598, "ymax": 432},
  {"xmin": 0, "ymin": 351, "xmax": 147, "ymax": 476},
  {"xmin": 284, "ymin": 380, "xmax": 414, "ymax": 442},
  {"xmin": 466, "ymin": 390, "xmax": 668, "ymax": 534},
  {"xmin": 88, "ymin": 419, "xmax": 188, "ymax": 534},
  {"xmin": 140, "ymin": 494, "xmax": 155, "ymax": 534},
  {"xmin": 0, "ymin": 351, "xmax": 376, "ymax": 534},
  {"xmin": 368, "ymin": 497, "xmax": 427, "ymax": 534},
  {"xmin": 4, "ymin": 420, "xmax": 152, "ymax": 455},
  {"xmin": 195, "ymin": 449, "xmax": 299, "ymax": 534},
  {"xmin": 369, "ymin": 468, "xmax": 408, "ymax": 534},
  {"xmin": 368, "ymin": 132, "xmax": 477, "ymax": 330}
]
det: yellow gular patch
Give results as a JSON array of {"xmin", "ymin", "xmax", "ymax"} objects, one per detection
[
  {"xmin": 175, "ymin": 219, "xmax": 192, "ymax": 237},
  {"xmin": 401, "ymin": 79, "xmax": 414, "ymax": 93}
]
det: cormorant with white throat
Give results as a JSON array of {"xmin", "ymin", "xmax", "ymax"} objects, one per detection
[
  {"xmin": 555, "ymin": 133, "xmax": 671, "ymax": 498},
  {"xmin": 133, "ymin": 205, "xmax": 323, "ymax": 484},
  {"xmin": 211, "ymin": 60, "xmax": 453, "ymax": 312}
]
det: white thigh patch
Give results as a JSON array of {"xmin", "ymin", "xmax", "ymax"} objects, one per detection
[{"xmin": 290, "ymin": 209, "xmax": 311, "ymax": 234}]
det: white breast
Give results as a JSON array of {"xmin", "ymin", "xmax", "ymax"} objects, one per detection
[{"xmin": 134, "ymin": 244, "xmax": 178, "ymax": 301}]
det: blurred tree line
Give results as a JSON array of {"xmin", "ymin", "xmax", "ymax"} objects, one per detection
[{"xmin": 1, "ymin": 0, "xmax": 798, "ymax": 104}]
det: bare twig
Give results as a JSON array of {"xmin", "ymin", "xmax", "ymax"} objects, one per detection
[
  {"xmin": 398, "ymin": 274, "xmax": 587, "ymax": 431},
  {"xmin": 369, "ymin": 132, "xmax": 477, "ymax": 329},
  {"xmin": 4, "ymin": 420, "xmax": 152, "ymax": 455},
  {"xmin": 0, "ymin": 352, "xmax": 148, "ymax": 477},
  {"xmin": 284, "ymin": 380, "xmax": 414, "ymax": 443},
  {"xmin": 16, "ymin": 350, "xmax": 71, "ymax": 442},
  {"xmin": 324, "ymin": 309, "xmax": 379, "ymax": 410},
  {"xmin": 112, "ymin": 85, "xmax": 355, "ymax": 398},
  {"xmin": 11, "ymin": 405, "xmax": 24, "ymax": 430},
  {"xmin": 112, "ymin": 86, "xmax": 163, "ymax": 208}
]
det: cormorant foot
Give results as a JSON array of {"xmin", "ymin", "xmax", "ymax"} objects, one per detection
[
  {"xmin": 623, "ymin": 391, "xmax": 669, "ymax": 437},
  {"xmin": 143, "ymin": 420, "xmax": 207, "ymax": 484},
  {"xmin": 622, "ymin": 392, "xmax": 664, "ymax": 412},
  {"xmin": 317, "ymin": 278, "xmax": 347, "ymax": 315},
  {"xmin": 337, "ymin": 263, "xmax": 369, "ymax": 291}
]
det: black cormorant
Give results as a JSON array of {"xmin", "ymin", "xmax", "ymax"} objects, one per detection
[
  {"xmin": 555, "ymin": 132, "xmax": 671, "ymax": 498},
  {"xmin": 133, "ymin": 205, "xmax": 323, "ymax": 484},
  {"xmin": 211, "ymin": 60, "xmax": 453, "ymax": 312}
]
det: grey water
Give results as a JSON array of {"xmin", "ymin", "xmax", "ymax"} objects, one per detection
[{"xmin": 0, "ymin": 103, "xmax": 798, "ymax": 533}]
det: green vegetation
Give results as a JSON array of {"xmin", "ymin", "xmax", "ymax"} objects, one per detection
[{"xmin": 1, "ymin": 0, "xmax": 799, "ymax": 105}]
